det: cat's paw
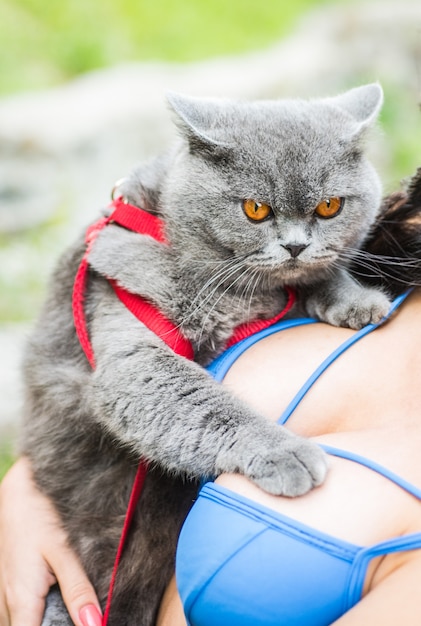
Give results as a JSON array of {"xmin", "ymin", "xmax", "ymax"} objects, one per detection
[
  {"xmin": 326, "ymin": 289, "xmax": 390, "ymax": 330},
  {"xmin": 309, "ymin": 287, "xmax": 391, "ymax": 330},
  {"xmin": 243, "ymin": 431, "xmax": 328, "ymax": 497}
]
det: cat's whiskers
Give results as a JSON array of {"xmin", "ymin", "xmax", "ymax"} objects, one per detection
[
  {"xmin": 377, "ymin": 222, "xmax": 409, "ymax": 257},
  {"xmin": 189, "ymin": 258, "xmax": 248, "ymax": 308},
  {"xmin": 196, "ymin": 264, "xmax": 254, "ymax": 347},
  {"xmin": 322, "ymin": 260, "xmax": 343, "ymax": 281},
  {"xmin": 342, "ymin": 246, "xmax": 420, "ymax": 266},
  {"xmin": 331, "ymin": 256, "xmax": 380, "ymax": 279},
  {"xmin": 242, "ymin": 266, "xmax": 262, "ymax": 302},
  {"xmin": 184, "ymin": 256, "xmax": 246, "ymax": 311},
  {"xmin": 236, "ymin": 265, "xmax": 260, "ymax": 320},
  {"xmin": 243, "ymin": 267, "xmax": 265, "ymax": 323},
  {"xmin": 177, "ymin": 256, "xmax": 250, "ymax": 332},
  {"xmin": 335, "ymin": 250, "xmax": 420, "ymax": 285},
  {"xmin": 349, "ymin": 265, "xmax": 416, "ymax": 283}
]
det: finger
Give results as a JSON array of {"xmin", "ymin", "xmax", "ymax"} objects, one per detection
[
  {"xmin": 48, "ymin": 550, "xmax": 102, "ymax": 626},
  {"xmin": 6, "ymin": 589, "xmax": 45, "ymax": 626},
  {"xmin": 0, "ymin": 592, "xmax": 9, "ymax": 626}
]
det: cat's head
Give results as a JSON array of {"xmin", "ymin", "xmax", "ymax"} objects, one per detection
[{"xmin": 164, "ymin": 85, "xmax": 383, "ymax": 286}]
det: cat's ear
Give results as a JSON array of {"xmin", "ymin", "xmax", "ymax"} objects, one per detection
[
  {"xmin": 329, "ymin": 83, "xmax": 383, "ymax": 133},
  {"xmin": 166, "ymin": 92, "xmax": 232, "ymax": 156}
]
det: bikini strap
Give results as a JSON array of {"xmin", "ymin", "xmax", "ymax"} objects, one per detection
[
  {"xmin": 277, "ymin": 290, "xmax": 412, "ymax": 425},
  {"xmin": 207, "ymin": 318, "xmax": 317, "ymax": 382},
  {"xmin": 321, "ymin": 444, "xmax": 421, "ymax": 500},
  {"xmin": 347, "ymin": 532, "xmax": 421, "ymax": 610},
  {"xmin": 321, "ymin": 441, "xmax": 421, "ymax": 610}
]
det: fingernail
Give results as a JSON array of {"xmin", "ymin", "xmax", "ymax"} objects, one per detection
[{"xmin": 79, "ymin": 604, "xmax": 103, "ymax": 626}]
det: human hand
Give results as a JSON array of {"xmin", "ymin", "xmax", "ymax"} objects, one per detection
[{"xmin": 0, "ymin": 457, "xmax": 102, "ymax": 626}]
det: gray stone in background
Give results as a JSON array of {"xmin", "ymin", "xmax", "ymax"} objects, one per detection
[{"xmin": 0, "ymin": 0, "xmax": 420, "ymax": 430}]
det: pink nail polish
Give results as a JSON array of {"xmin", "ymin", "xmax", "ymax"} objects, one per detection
[{"xmin": 79, "ymin": 604, "xmax": 103, "ymax": 626}]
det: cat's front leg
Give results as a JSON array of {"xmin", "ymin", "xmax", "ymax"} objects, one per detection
[
  {"xmin": 87, "ymin": 291, "xmax": 327, "ymax": 497},
  {"xmin": 89, "ymin": 226, "xmax": 173, "ymax": 302},
  {"xmin": 305, "ymin": 269, "xmax": 391, "ymax": 329}
]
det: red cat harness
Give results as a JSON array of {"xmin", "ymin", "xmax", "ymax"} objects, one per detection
[{"xmin": 72, "ymin": 197, "xmax": 296, "ymax": 625}]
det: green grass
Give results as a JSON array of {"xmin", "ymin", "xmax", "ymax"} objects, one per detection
[{"xmin": 1, "ymin": 0, "xmax": 340, "ymax": 95}]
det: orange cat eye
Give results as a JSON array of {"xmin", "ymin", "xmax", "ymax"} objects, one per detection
[
  {"xmin": 243, "ymin": 199, "xmax": 273, "ymax": 222},
  {"xmin": 314, "ymin": 197, "xmax": 344, "ymax": 219}
]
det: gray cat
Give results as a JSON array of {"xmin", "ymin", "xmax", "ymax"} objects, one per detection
[{"xmin": 21, "ymin": 83, "xmax": 390, "ymax": 625}]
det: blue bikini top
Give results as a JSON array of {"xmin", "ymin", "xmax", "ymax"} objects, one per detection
[{"xmin": 176, "ymin": 290, "xmax": 421, "ymax": 625}]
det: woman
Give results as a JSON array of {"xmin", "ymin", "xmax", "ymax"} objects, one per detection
[{"xmin": 2, "ymin": 173, "xmax": 421, "ymax": 626}]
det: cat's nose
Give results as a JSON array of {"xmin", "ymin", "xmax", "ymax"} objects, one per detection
[{"xmin": 283, "ymin": 243, "xmax": 308, "ymax": 258}]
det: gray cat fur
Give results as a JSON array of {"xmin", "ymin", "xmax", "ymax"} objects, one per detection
[{"xmin": 21, "ymin": 84, "xmax": 389, "ymax": 625}]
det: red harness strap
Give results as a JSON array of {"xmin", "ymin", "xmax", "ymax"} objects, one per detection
[
  {"xmin": 72, "ymin": 199, "xmax": 180, "ymax": 369},
  {"xmin": 226, "ymin": 285, "xmax": 295, "ymax": 347},
  {"xmin": 112, "ymin": 282, "xmax": 194, "ymax": 360},
  {"xmin": 72, "ymin": 198, "xmax": 296, "ymax": 625}
]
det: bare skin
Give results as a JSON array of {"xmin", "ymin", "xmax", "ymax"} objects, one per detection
[{"xmin": 157, "ymin": 288, "xmax": 421, "ymax": 625}]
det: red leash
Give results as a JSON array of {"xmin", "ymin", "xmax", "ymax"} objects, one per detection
[
  {"xmin": 72, "ymin": 198, "xmax": 296, "ymax": 624},
  {"xmin": 101, "ymin": 461, "xmax": 148, "ymax": 625}
]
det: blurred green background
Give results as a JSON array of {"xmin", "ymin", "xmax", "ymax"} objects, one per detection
[
  {"xmin": 0, "ymin": 0, "xmax": 420, "ymax": 478},
  {"xmin": 1, "ymin": 0, "xmax": 337, "ymax": 95},
  {"xmin": 0, "ymin": 430, "xmax": 15, "ymax": 479}
]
